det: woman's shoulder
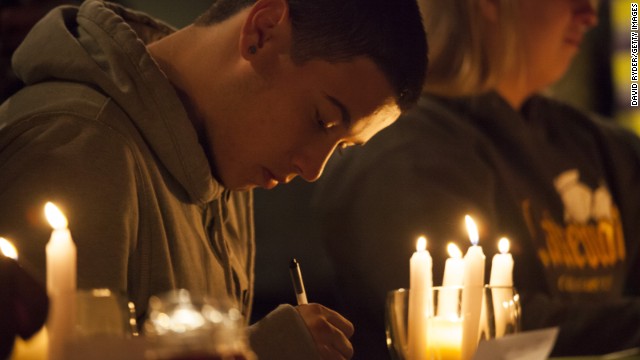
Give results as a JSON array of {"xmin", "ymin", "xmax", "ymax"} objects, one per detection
[{"xmin": 528, "ymin": 94, "xmax": 638, "ymax": 138}]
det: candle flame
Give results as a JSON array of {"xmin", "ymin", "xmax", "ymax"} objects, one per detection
[
  {"xmin": 498, "ymin": 237, "xmax": 510, "ymax": 254},
  {"xmin": 416, "ymin": 236, "xmax": 427, "ymax": 252},
  {"xmin": 45, "ymin": 202, "xmax": 68, "ymax": 230},
  {"xmin": 447, "ymin": 242, "xmax": 462, "ymax": 259},
  {"xmin": 465, "ymin": 215, "xmax": 479, "ymax": 246},
  {"xmin": 0, "ymin": 237, "xmax": 18, "ymax": 260}
]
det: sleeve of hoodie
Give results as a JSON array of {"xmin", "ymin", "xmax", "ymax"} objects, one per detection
[
  {"xmin": 248, "ymin": 304, "xmax": 322, "ymax": 360},
  {"xmin": 0, "ymin": 109, "xmax": 139, "ymax": 294}
]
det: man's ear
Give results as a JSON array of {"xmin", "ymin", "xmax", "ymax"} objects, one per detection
[
  {"xmin": 239, "ymin": 0, "xmax": 290, "ymax": 59},
  {"xmin": 478, "ymin": 0, "xmax": 498, "ymax": 23}
]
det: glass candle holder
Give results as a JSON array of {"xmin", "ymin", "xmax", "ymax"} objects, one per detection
[
  {"xmin": 385, "ymin": 286, "xmax": 521, "ymax": 360},
  {"xmin": 65, "ymin": 288, "xmax": 142, "ymax": 360},
  {"xmin": 143, "ymin": 289, "xmax": 256, "ymax": 360}
]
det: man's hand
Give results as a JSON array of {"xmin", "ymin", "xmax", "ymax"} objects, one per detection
[{"xmin": 297, "ymin": 303, "xmax": 354, "ymax": 360}]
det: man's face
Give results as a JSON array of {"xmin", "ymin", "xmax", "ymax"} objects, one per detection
[{"xmin": 203, "ymin": 56, "xmax": 400, "ymax": 191}]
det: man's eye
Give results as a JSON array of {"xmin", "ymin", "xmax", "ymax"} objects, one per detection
[
  {"xmin": 316, "ymin": 110, "xmax": 339, "ymax": 130},
  {"xmin": 319, "ymin": 120, "xmax": 338, "ymax": 130}
]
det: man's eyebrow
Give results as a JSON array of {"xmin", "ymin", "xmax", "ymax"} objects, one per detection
[{"xmin": 326, "ymin": 94, "xmax": 352, "ymax": 126}]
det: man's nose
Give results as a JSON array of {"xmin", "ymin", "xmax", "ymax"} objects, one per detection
[{"xmin": 293, "ymin": 143, "xmax": 338, "ymax": 183}]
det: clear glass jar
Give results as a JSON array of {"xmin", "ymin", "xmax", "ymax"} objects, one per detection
[{"xmin": 144, "ymin": 289, "xmax": 256, "ymax": 360}]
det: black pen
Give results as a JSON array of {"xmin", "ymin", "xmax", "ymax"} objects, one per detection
[{"xmin": 289, "ymin": 258, "xmax": 308, "ymax": 305}]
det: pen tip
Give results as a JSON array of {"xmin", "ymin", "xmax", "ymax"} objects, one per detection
[{"xmin": 290, "ymin": 258, "xmax": 298, "ymax": 268}]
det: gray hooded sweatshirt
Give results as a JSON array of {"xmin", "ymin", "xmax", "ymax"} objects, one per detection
[{"xmin": 0, "ymin": 1, "xmax": 318, "ymax": 358}]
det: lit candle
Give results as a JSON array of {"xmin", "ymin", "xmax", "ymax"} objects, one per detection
[
  {"xmin": 461, "ymin": 215, "xmax": 485, "ymax": 360},
  {"xmin": 489, "ymin": 237, "xmax": 514, "ymax": 337},
  {"xmin": 45, "ymin": 202, "xmax": 76, "ymax": 360},
  {"xmin": 489, "ymin": 238, "xmax": 513, "ymax": 287},
  {"xmin": 11, "ymin": 327, "xmax": 49, "ymax": 360},
  {"xmin": 427, "ymin": 316, "xmax": 463, "ymax": 360},
  {"xmin": 0, "ymin": 237, "xmax": 18, "ymax": 260},
  {"xmin": 408, "ymin": 236, "xmax": 432, "ymax": 360},
  {"xmin": 437, "ymin": 243, "xmax": 464, "ymax": 317}
]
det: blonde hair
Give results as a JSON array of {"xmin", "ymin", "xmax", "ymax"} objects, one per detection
[{"xmin": 419, "ymin": 0, "xmax": 524, "ymax": 97}]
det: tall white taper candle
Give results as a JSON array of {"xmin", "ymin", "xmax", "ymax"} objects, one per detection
[
  {"xmin": 461, "ymin": 216, "xmax": 485, "ymax": 360},
  {"xmin": 45, "ymin": 202, "xmax": 77, "ymax": 360},
  {"xmin": 408, "ymin": 236, "xmax": 432, "ymax": 360}
]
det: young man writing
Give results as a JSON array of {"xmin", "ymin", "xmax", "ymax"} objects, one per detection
[{"xmin": 0, "ymin": 0, "xmax": 427, "ymax": 358}]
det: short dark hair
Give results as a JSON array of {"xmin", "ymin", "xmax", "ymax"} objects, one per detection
[{"xmin": 195, "ymin": 0, "xmax": 428, "ymax": 112}]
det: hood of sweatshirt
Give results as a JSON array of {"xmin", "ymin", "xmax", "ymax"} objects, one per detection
[{"xmin": 12, "ymin": 0, "xmax": 222, "ymax": 204}]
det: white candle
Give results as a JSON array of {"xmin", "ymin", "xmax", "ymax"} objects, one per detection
[
  {"xmin": 437, "ymin": 243, "xmax": 464, "ymax": 317},
  {"xmin": 45, "ymin": 202, "xmax": 76, "ymax": 360},
  {"xmin": 408, "ymin": 236, "xmax": 432, "ymax": 360},
  {"xmin": 489, "ymin": 238, "xmax": 513, "ymax": 287},
  {"xmin": 489, "ymin": 237, "xmax": 514, "ymax": 337},
  {"xmin": 461, "ymin": 215, "xmax": 485, "ymax": 360}
]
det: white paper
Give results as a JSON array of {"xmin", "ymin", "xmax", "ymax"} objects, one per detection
[{"xmin": 472, "ymin": 327, "xmax": 559, "ymax": 360}]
